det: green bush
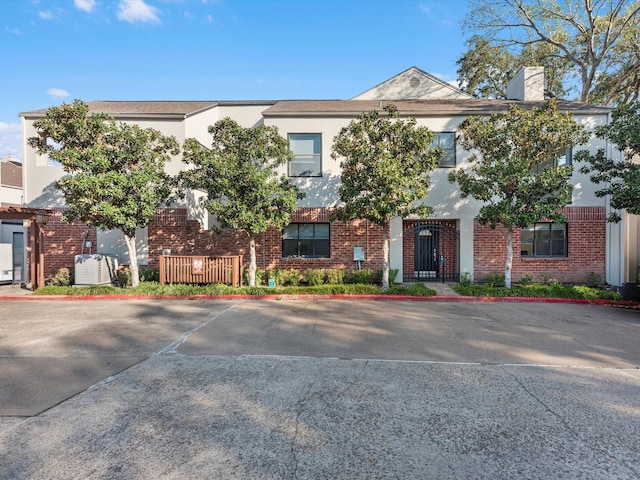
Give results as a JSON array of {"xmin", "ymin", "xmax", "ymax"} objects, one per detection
[
  {"xmin": 49, "ymin": 267, "xmax": 73, "ymax": 287},
  {"xmin": 270, "ymin": 268, "xmax": 300, "ymax": 286},
  {"xmin": 452, "ymin": 283, "xmax": 622, "ymax": 300},
  {"xmin": 139, "ymin": 267, "xmax": 159, "ymax": 283},
  {"xmin": 519, "ymin": 274, "xmax": 533, "ymax": 286},
  {"xmin": 325, "ymin": 269, "xmax": 347, "ymax": 285},
  {"xmin": 349, "ymin": 269, "xmax": 373, "ymax": 284},
  {"xmin": 243, "ymin": 267, "xmax": 265, "ymax": 286},
  {"xmin": 116, "ymin": 266, "xmax": 131, "ymax": 287},
  {"xmin": 459, "ymin": 272, "xmax": 473, "ymax": 287},
  {"xmin": 374, "ymin": 268, "xmax": 399, "ymax": 284},
  {"xmin": 539, "ymin": 273, "xmax": 557, "ymax": 285},
  {"xmin": 304, "ymin": 268, "xmax": 326, "ymax": 286},
  {"xmin": 483, "ymin": 272, "xmax": 505, "ymax": 287},
  {"xmin": 586, "ymin": 271, "xmax": 603, "ymax": 288}
]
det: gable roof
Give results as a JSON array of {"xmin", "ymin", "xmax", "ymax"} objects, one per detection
[{"xmin": 351, "ymin": 66, "xmax": 473, "ymax": 101}]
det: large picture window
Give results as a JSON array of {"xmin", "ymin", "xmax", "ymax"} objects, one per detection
[
  {"xmin": 288, "ymin": 133, "xmax": 321, "ymax": 177},
  {"xmin": 431, "ymin": 132, "xmax": 456, "ymax": 168},
  {"xmin": 282, "ymin": 223, "xmax": 330, "ymax": 258},
  {"xmin": 521, "ymin": 223, "xmax": 568, "ymax": 257}
]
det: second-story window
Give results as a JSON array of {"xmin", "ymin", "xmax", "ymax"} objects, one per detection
[
  {"xmin": 288, "ymin": 133, "xmax": 321, "ymax": 177},
  {"xmin": 532, "ymin": 147, "xmax": 572, "ymax": 174},
  {"xmin": 430, "ymin": 132, "xmax": 456, "ymax": 168}
]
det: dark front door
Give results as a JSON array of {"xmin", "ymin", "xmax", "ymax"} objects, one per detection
[{"xmin": 414, "ymin": 226, "xmax": 439, "ymax": 279}]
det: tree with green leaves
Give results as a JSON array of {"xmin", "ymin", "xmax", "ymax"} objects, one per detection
[
  {"xmin": 181, "ymin": 118, "xmax": 304, "ymax": 287},
  {"xmin": 331, "ymin": 104, "xmax": 443, "ymax": 290},
  {"xmin": 577, "ymin": 100, "xmax": 640, "ymax": 221},
  {"xmin": 458, "ymin": 35, "xmax": 571, "ymax": 100},
  {"xmin": 28, "ymin": 100, "xmax": 179, "ymax": 288},
  {"xmin": 448, "ymin": 100, "xmax": 588, "ymax": 288},
  {"xmin": 458, "ymin": 0, "xmax": 640, "ymax": 105}
]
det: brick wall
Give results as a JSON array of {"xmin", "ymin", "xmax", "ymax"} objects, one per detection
[
  {"xmin": 147, "ymin": 207, "xmax": 386, "ymax": 275},
  {"xmin": 473, "ymin": 206, "xmax": 606, "ymax": 283},
  {"xmin": 42, "ymin": 208, "xmax": 96, "ymax": 278}
]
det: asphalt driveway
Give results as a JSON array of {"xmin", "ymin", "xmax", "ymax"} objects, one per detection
[{"xmin": 1, "ymin": 298, "xmax": 639, "ymax": 479}]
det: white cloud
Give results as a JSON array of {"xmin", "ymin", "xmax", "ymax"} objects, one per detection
[
  {"xmin": 419, "ymin": 3, "xmax": 432, "ymax": 15},
  {"xmin": 0, "ymin": 122, "xmax": 23, "ymax": 161},
  {"xmin": 47, "ymin": 88, "xmax": 70, "ymax": 98},
  {"xmin": 6, "ymin": 27, "xmax": 22, "ymax": 35},
  {"xmin": 39, "ymin": 10, "xmax": 54, "ymax": 20},
  {"xmin": 206, "ymin": 14, "xmax": 213, "ymax": 23},
  {"xmin": 74, "ymin": 0, "xmax": 97, "ymax": 13},
  {"xmin": 117, "ymin": 0, "xmax": 161, "ymax": 24}
]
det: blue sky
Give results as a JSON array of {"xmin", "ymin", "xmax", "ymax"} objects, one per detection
[{"xmin": 0, "ymin": 0, "xmax": 472, "ymax": 161}]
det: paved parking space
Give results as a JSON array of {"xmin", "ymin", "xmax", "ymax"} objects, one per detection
[{"xmin": 0, "ymin": 299, "xmax": 639, "ymax": 479}]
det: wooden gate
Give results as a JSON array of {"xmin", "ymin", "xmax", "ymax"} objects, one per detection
[{"xmin": 159, "ymin": 255, "xmax": 243, "ymax": 287}]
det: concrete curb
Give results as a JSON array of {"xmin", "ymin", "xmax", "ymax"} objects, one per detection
[{"xmin": 1, "ymin": 293, "xmax": 638, "ymax": 307}]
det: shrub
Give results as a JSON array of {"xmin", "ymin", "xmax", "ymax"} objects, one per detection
[
  {"xmin": 374, "ymin": 268, "xmax": 399, "ymax": 284},
  {"xmin": 49, "ymin": 267, "xmax": 73, "ymax": 287},
  {"xmin": 586, "ymin": 271, "xmax": 603, "ymax": 288},
  {"xmin": 484, "ymin": 272, "xmax": 505, "ymax": 287},
  {"xmin": 243, "ymin": 267, "xmax": 265, "ymax": 286},
  {"xmin": 116, "ymin": 266, "xmax": 131, "ymax": 287},
  {"xmin": 459, "ymin": 272, "xmax": 473, "ymax": 287},
  {"xmin": 349, "ymin": 269, "xmax": 373, "ymax": 284},
  {"xmin": 539, "ymin": 273, "xmax": 557, "ymax": 285},
  {"xmin": 304, "ymin": 268, "xmax": 326, "ymax": 286},
  {"xmin": 519, "ymin": 274, "xmax": 533, "ymax": 286},
  {"xmin": 325, "ymin": 269, "xmax": 347, "ymax": 285},
  {"xmin": 270, "ymin": 268, "xmax": 300, "ymax": 286},
  {"xmin": 139, "ymin": 267, "xmax": 159, "ymax": 283}
]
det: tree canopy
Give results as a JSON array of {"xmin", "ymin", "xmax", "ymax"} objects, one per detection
[
  {"xmin": 448, "ymin": 100, "xmax": 588, "ymax": 287},
  {"xmin": 28, "ymin": 100, "xmax": 180, "ymax": 287},
  {"xmin": 577, "ymin": 100, "xmax": 640, "ymax": 221},
  {"xmin": 331, "ymin": 104, "xmax": 443, "ymax": 290},
  {"xmin": 458, "ymin": 0, "xmax": 640, "ymax": 105},
  {"xmin": 181, "ymin": 117, "xmax": 303, "ymax": 287}
]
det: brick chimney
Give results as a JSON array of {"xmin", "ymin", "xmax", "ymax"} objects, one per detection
[{"xmin": 506, "ymin": 67, "xmax": 544, "ymax": 101}]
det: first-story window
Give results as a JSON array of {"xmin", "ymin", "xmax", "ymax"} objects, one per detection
[
  {"xmin": 521, "ymin": 222, "xmax": 568, "ymax": 257},
  {"xmin": 282, "ymin": 223, "xmax": 330, "ymax": 258}
]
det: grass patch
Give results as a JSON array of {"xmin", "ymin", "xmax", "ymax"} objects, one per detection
[
  {"xmin": 34, "ymin": 282, "xmax": 437, "ymax": 297},
  {"xmin": 451, "ymin": 283, "xmax": 621, "ymax": 300}
]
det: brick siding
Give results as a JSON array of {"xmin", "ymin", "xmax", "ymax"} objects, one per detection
[
  {"xmin": 42, "ymin": 208, "xmax": 97, "ymax": 277},
  {"xmin": 473, "ymin": 206, "xmax": 606, "ymax": 283}
]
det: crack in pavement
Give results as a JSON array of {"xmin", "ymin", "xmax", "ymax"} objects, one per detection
[
  {"xmin": 501, "ymin": 365, "xmax": 640, "ymax": 477},
  {"xmin": 158, "ymin": 301, "xmax": 245, "ymax": 355},
  {"xmin": 290, "ymin": 381, "xmax": 315, "ymax": 480}
]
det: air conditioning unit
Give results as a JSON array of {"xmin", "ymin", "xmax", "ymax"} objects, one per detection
[{"xmin": 74, "ymin": 254, "xmax": 118, "ymax": 286}]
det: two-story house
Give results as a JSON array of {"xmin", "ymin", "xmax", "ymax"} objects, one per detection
[{"xmin": 19, "ymin": 67, "xmax": 639, "ymax": 294}]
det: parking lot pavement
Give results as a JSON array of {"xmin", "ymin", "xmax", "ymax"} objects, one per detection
[{"xmin": 1, "ymin": 299, "xmax": 639, "ymax": 479}]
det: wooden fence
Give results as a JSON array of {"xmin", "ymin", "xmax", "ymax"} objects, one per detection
[{"xmin": 159, "ymin": 255, "xmax": 243, "ymax": 287}]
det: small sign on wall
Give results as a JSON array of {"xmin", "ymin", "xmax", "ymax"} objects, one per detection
[{"xmin": 192, "ymin": 257, "xmax": 204, "ymax": 274}]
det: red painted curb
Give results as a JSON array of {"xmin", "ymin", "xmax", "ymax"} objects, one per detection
[{"xmin": 1, "ymin": 293, "xmax": 638, "ymax": 307}]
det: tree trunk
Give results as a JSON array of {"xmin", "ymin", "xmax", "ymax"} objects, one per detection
[
  {"xmin": 505, "ymin": 227, "xmax": 513, "ymax": 289},
  {"xmin": 382, "ymin": 222, "xmax": 390, "ymax": 291},
  {"xmin": 248, "ymin": 235, "xmax": 257, "ymax": 287},
  {"xmin": 123, "ymin": 233, "xmax": 140, "ymax": 288}
]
